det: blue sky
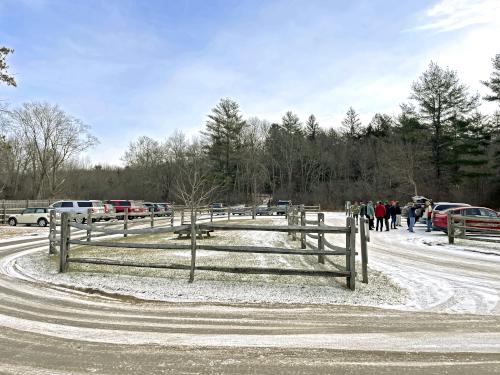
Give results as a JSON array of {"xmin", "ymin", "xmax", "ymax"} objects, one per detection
[{"xmin": 1, "ymin": 0, "xmax": 499, "ymax": 165}]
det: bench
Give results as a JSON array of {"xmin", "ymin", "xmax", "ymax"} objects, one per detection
[{"xmin": 174, "ymin": 228, "xmax": 214, "ymax": 239}]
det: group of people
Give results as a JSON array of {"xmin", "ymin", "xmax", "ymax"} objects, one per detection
[{"xmin": 349, "ymin": 200, "xmax": 433, "ymax": 233}]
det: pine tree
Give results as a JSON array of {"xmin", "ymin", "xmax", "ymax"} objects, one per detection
[
  {"xmin": 281, "ymin": 111, "xmax": 302, "ymax": 134},
  {"xmin": 410, "ymin": 62, "xmax": 479, "ymax": 183},
  {"xmin": 446, "ymin": 112, "xmax": 491, "ymax": 183},
  {"xmin": 0, "ymin": 47, "xmax": 16, "ymax": 87},
  {"xmin": 305, "ymin": 114, "xmax": 319, "ymax": 140},
  {"xmin": 203, "ymin": 98, "xmax": 246, "ymax": 186},
  {"xmin": 341, "ymin": 107, "xmax": 362, "ymax": 138},
  {"xmin": 482, "ymin": 54, "xmax": 500, "ymax": 104}
]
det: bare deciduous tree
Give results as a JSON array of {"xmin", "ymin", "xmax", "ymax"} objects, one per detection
[{"xmin": 5, "ymin": 102, "xmax": 98, "ymax": 198}]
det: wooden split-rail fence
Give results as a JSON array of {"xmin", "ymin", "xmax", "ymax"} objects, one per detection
[
  {"xmin": 51, "ymin": 204, "xmax": 368, "ymax": 290},
  {"xmin": 447, "ymin": 213, "xmax": 500, "ymax": 244},
  {"xmin": 287, "ymin": 205, "xmax": 369, "ymax": 287}
]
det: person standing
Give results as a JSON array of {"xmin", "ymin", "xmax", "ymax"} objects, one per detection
[
  {"xmin": 395, "ymin": 201, "xmax": 402, "ymax": 227},
  {"xmin": 424, "ymin": 200, "xmax": 433, "ymax": 232},
  {"xmin": 375, "ymin": 201, "xmax": 386, "ymax": 231},
  {"xmin": 384, "ymin": 201, "xmax": 391, "ymax": 231},
  {"xmin": 360, "ymin": 201, "xmax": 366, "ymax": 219},
  {"xmin": 351, "ymin": 201, "xmax": 360, "ymax": 224},
  {"xmin": 366, "ymin": 201, "xmax": 375, "ymax": 230},
  {"xmin": 390, "ymin": 202, "xmax": 397, "ymax": 229},
  {"xmin": 408, "ymin": 203, "xmax": 416, "ymax": 233},
  {"xmin": 345, "ymin": 201, "xmax": 351, "ymax": 216}
]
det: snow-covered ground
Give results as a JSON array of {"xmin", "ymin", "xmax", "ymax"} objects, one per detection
[
  {"xmin": 324, "ymin": 212, "xmax": 500, "ymax": 315},
  {"xmin": 0, "ymin": 225, "xmax": 48, "ymax": 242},
  {"xmin": 6, "ymin": 212, "xmax": 500, "ymax": 315}
]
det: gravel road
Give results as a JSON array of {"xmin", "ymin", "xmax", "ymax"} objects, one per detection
[{"xmin": 0, "ymin": 214, "xmax": 499, "ymax": 374}]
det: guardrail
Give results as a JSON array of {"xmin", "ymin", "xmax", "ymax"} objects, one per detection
[
  {"xmin": 447, "ymin": 213, "xmax": 500, "ymax": 244},
  {"xmin": 55, "ymin": 204, "xmax": 362, "ymax": 290}
]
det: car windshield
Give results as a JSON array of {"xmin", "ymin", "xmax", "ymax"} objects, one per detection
[
  {"xmin": 92, "ymin": 201, "xmax": 103, "ymax": 207},
  {"xmin": 277, "ymin": 201, "xmax": 290, "ymax": 206},
  {"xmin": 118, "ymin": 201, "xmax": 131, "ymax": 206}
]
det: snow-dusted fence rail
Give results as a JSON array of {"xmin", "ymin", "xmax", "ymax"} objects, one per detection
[
  {"xmin": 55, "ymin": 207, "xmax": 361, "ymax": 290},
  {"xmin": 448, "ymin": 213, "xmax": 500, "ymax": 244},
  {"xmin": 48, "ymin": 208, "xmax": 175, "ymax": 253}
]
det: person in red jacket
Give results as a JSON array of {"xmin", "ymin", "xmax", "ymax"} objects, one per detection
[{"xmin": 375, "ymin": 201, "xmax": 386, "ymax": 231}]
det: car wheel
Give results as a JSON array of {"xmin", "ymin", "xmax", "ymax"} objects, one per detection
[
  {"xmin": 8, "ymin": 218, "xmax": 17, "ymax": 226},
  {"xmin": 38, "ymin": 218, "xmax": 48, "ymax": 227}
]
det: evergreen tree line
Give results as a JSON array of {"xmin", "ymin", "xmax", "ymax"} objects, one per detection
[{"xmin": 1, "ymin": 56, "xmax": 500, "ymax": 208}]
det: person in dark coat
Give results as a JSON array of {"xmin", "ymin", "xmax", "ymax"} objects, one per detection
[
  {"xmin": 390, "ymin": 202, "xmax": 397, "ymax": 229},
  {"xmin": 395, "ymin": 201, "xmax": 402, "ymax": 227},
  {"xmin": 374, "ymin": 201, "xmax": 386, "ymax": 231},
  {"xmin": 407, "ymin": 203, "xmax": 416, "ymax": 233},
  {"xmin": 384, "ymin": 201, "xmax": 391, "ymax": 231}
]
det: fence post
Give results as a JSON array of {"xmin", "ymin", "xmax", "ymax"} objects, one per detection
[
  {"xmin": 461, "ymin": 217, "xmax": 466, "ymax": 239},
  {"xmin": 447, "ymin": 212, "xmax": 454, "ymax": 244},
  {"xmin": 26, "ymin": 199, "xmax": 29, "ymax": 208},
  {"xmin": 49, "ymin": 209, "xmax": 56, "ymax": 255},
  {"xmin": 150, "ymin": 209, "xmax": 154, "ymax": 228},
  {"xmin": 189, "ymin": 210, "xmax": 197, "ymax": 283},
  {"xmin": 300, "ymin": 205, "xmax": 306, "ymax": 249},
  {"xmin": 227, "ymin": 207, "xmax": 231, "ymax": 221},
  {"xmin": 86, "ymin": 208, "xmax": 92, "ymax": 242},
  {"xmin": 2, "ymin": 200, "xmax": 5, "ymax": 225},
  {"xmin": 171, "ymin": 207, "xmax": 174, "ymax": 227},
  {"xmin": 210, "ymin": 207, "xmax": 213, "ymax": 222},
  {"xmin": 292, "ymin": 207, "xmax": 297, "ymax": 241},
  {"xmin": 124, "ymin": 208, "xmax": 128, "ymax": 238},
  {"xmin": 346, "ymin": 217, "xmax": 356, "ymax": 290},
  {"xmin": 360, "ymin": 217, "xmax": 368, "ymax": 284},
  {"xmin": 252, "ymin": 204, "xmax": 256, "ymax": 220},
  {"xmin": 59, "ymin": 212, "xmax": 69, "ymax": 272},
  {"xmin": 318, "ymin": 213, "xmax": 325, "ymax": 264}
]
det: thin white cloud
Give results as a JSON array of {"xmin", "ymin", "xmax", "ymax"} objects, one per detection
[{"xmin": 413, "ymin": 0, "xmax": 500, "ymax": 32}]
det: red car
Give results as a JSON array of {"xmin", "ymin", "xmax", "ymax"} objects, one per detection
[
  {"xmin": 104, "ymin": 200, "xmax": 147, "ymax": 219},
  {"xmin": 433, "ymin": 206, "xmax": 500, "ymax": 232}
]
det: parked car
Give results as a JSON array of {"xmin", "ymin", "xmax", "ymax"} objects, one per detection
[
  {"xmin": 49, "ymin": 200, "xmax": 105, "ymax": 222},
  {"xmin": 275, "ymin": 200, "xmax": 292, "ymax": 215},
  {"xmin": 104, "ymin": 200, "xmax": 147, "ymax": 219},
  {"xmin": 256, "ymin": 205, "xmax": 272, "ymax": 216},
  {"xmin": 433, "ymin": 206, "xmax": 500, "ymax": 232},
  {"xmin": 101, "ymin": 202, "xmax": 116, "ymax": 221},
  {"xmin": 143, "ymin": 202, "xmax": 165, "ymax": 215},
  {"xmin": 231, "ymin": 205, "xmax": 251, "ymax": 215},
  {"xmin": 156, "ymin": 203, "xmax": 173, "ymax": 216},
  {"xmin": 429, "ymin": 202, "xmax": 470, "ymax": 223},
  {"xmin": 210, "ymin": 202, "xmax": 225, "ymax": 215},
  {"xmin": 8, "ymin": 207, "xmax": 50, "ymax": 227}
]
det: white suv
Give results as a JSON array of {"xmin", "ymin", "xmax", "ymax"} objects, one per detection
[
  {"xmin": 49, "ymin": 200, "xmax": 105, "ymax": 222},
  {"xmin": 8, "ymin": 207, "xmax": 50, "ymax": 227}
]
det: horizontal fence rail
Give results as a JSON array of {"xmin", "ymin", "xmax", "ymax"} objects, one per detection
[{"xmin": 448, "ymin": 213, "xmax": 500, "ymax": 244}]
